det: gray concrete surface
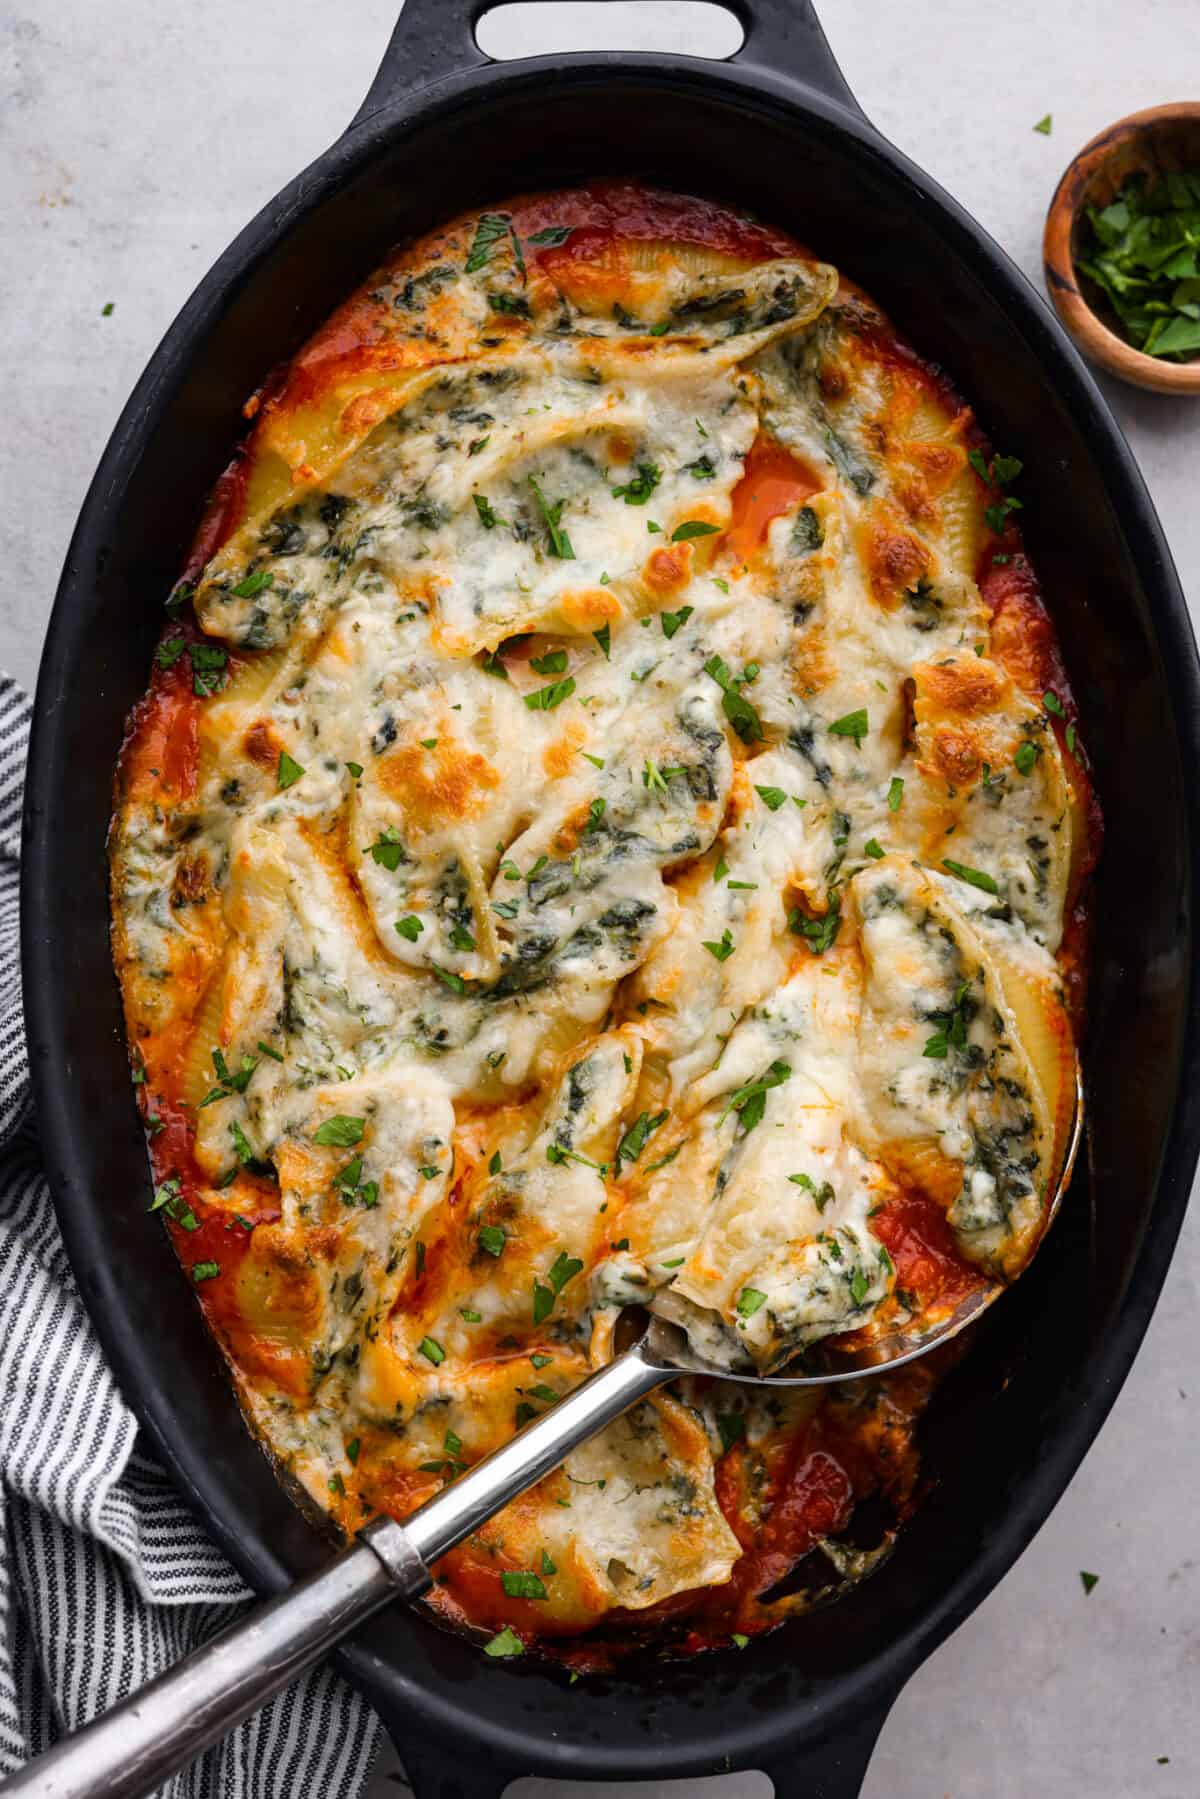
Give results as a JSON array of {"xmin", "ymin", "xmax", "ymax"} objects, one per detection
[{"xmin": 3, "ymin": 2, "xmax": 1198, "ymax": 1793}]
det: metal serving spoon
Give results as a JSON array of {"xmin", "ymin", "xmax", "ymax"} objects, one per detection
[{"xmin": 0, "ymin": 1079, "xmax": 1080, "ymax": 1799}]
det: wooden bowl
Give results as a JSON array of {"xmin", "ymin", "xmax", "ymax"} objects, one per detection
[{"xmin": 1043, "ymin": 102, "xmax": 1200, "ymax": 395}]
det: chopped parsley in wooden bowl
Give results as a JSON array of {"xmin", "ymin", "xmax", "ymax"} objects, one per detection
[{"xmin": 1044, "ymin": 102, "xmax": 1200, "ymax": 395}]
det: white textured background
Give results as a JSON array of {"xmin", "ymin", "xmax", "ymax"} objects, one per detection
[{"xmin": 2, "ymin": 3, "xmax": 1198, "ymax": 1795}]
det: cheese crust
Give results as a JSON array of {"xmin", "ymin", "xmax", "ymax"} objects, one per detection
[{"xmin": 110, "ymin": 182, "xmax": 1098, "ymax": 1661}]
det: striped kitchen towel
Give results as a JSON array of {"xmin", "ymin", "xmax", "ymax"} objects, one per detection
[{"xmin": 0, "ymin": 675, "xmax": 382, "ymax": 1796}]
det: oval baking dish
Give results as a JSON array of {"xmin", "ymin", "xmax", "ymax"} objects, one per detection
[{"xmin": 22, "ymin": 2, "xmax": 1200, "ymax": 1794}]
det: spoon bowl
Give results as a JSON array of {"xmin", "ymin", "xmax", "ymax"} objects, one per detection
[{"xmin": 644, "ymin": 1060, "xmax": 1084, "ymax": 1385}]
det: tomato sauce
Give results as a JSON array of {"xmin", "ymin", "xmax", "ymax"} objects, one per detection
[
  {"xmin": 872, "ymin": 1188, "xmax": 984, "ymax": 1318},
  {"xmin": 511, "ymin": 178, "xmax": 803, "ymax": 266},
  {"xmin": 724, "ymin": 434, "xmax": 825, "ymax": 566}
]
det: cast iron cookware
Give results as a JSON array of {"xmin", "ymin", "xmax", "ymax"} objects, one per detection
[{"xmin": 21, "ymin": 2, "xmax": 1200, "ymax": 1793}]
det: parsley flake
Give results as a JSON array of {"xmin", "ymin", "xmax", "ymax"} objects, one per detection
[{"xmin": 829, "ymin": 708, "xmax": 869, "ymax": 747}]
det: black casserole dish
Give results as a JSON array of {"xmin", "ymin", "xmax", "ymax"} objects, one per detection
[{"xmin": 22, "ymin": 2, "xmax": 1200, "ymax": 1793}]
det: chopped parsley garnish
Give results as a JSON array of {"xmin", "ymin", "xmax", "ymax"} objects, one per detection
[
  {"xmin": 460, "ymin": 1308, "xmax": 482, "ymax": 1322},
  {"xmin": 732, "ymin": 1633, "xmax": 750, "ymax": 1649},
  {"xmin": 367, "ymin": 825, "xmax": 405, "ymax": 870},
  {"xmin": 736, "ymin": 1287, "xmax": 767, "ymax": 1318},
  {"xmin": 583, "ymin": 797, "xmax": 606, "ymax": 833},
  {"xmin": 532, "ymin": 1249, "xmax": 584, "ymax": 1323},
  {"xmin": 313, "ymin": 1115, "xmax": 365, "ymax": 1148},
  {"xmin": 755, "ymin": 785, "xmax": 787, "ymax": 811},
  {"xmin": 984, "ymin": 496, "xmax": 1022, "ymax": 535},
  {"xmin": 448, "ymin": 922, "xmax": 477, "ymax": 951},
  {"xmin": 789, "ymin": 1171, "xmax": 835, "ymax": 1213},
  {"xmin": 923, "ymin": 979, "xmax": 973, "ymax": 1059},
  {"xmin": 148, "ymin": 1177, "xmax": 198, "ymax": 1232},
  {"xmin": 850, "ymin": 1267, "xmax": 870, "ymax": 1306},
  {"xmin": 526, "ymin": 225, "xmax": 574, "ymax": 247},
  {"xmin": 684, "ymin": 454, "xmax": 716, "ymax": 479},
  {"xmin": 671, "ymin": 519, "xmax": 721, "ymax": 542},
  {"xmin": 1014, "ymin": 740, "xmax": 1040, "ymax": 776},
  {"xmin": 189, "ymin": 643, "xmax": 228, "ymax": 697},
  {"xmin": 529, "ymin": 475, "xmax": 574, "ymax": 558},
  {"xmin": 156, "ymin": 635, "xmax": 186, "ymax": 669},
  {"xmin": 942, "ymin": 858, "xmax": 1000, "ymax": 895},
  {"xmin": 829, "ymin": 708, "xmax": 869, "ymax": 746},
  {"xmin": 488, "ymin": 292, "xmax": 530, "ymax": 318},
  {"xmin": 465, "ymin": 211, "xmax": 512, "ymax": 273},
  {"xmin": 1043, "ymin": 689, "xmax": 1065, "ymax": 717},
  {"xmin": 192, "ymin": 1261, "xmax": 220, "ymax": 1283},
  {"xmin": 277, "ymin": 751, "xmax": 304, "ymax": 790},
  {"xmin": 530, "ymin": 649, "xmax": 567, "ymax": 675},
  {"xmin": 468, "ymin": 436, "xmax": 489, "ymax": 456},
  {"xmin": 432, "ymin": 963, "xmax": 467, "ymax": 993},
  {"xmin": 395, "ymin": 915, "xmax": 423, "ymax": 941},
  {"xmin": 229, "ymin": 1119, "xmax": 256, "ymax": 1166},
  {"xmin": 473, "ymin": 493, "xmax": 505, "ymax": 530},
  {"xmin": 968, "ymin": 449, "xmax": 1023, "ymax": 488},
  {"xmin": 718, "ymin": 1059, "xmax": 791, "ymax": 1132},
  {"xmin": 1034, "ymin": 114, "xmax": 1052, "ymax": 134},
  {"xmin": 524, "ymin": 675, "xmax": 576, "ymax": 711},
  {"xmin": 887, "ymin": 776, "xmax": 905, "ymax": 812},
  {"xmin": 703, "ymin": 654, "xmax": 765, "ymax": 744},
  {"xmin": 616, "ymin": 1109, "xmax": 669, "ymax": 1166},
  {"xmin": 702, "ymin": 928, "xmax": 735, "ymax": 962},
  {"xmin": 1080, "ymin": 1570, "xmax": 1100, "ymax": 1595},
  {"xmin": 593, "ymin": 624, "xmax": 611, "ymax": 659},
  {"xmin": 478, "ymin": 1225, "xmax": 507, "ymax": 1257},
  {"xmin": 198, "ymin": 1045, "xmax": 259, "ymax": 1108},
  {"xmin": 500, "ymin": 1571, "xmax": 548, "ymax": 1600},
  {"xmin": 789, "ymin": 891, "xmax": 841, "ymax": 955},
  {"xmin": 864, "ymin": 838, "xmax": 884, "ymax": 859},
  {"xmin": 612, "ymin": 462, "xmax": 661, "ymax": 505},
  {"xmin": 231, "ymin": 569, "xmax": 273, "ymax": 599},
  {"xmin": 660, "ymin": 604, "xmax": 693, "ymax": 639},
  {"xmin": 483, "ymin": 1626, "xmax": 524, "ymax": 1658},
  {"xmin": 333, "ymin": 1156, "xmax": 378, "ymax": 1209},
  {"xmin": 346, "ymin": 760, "xmax": 363, "ymax": 779},
  {"xmin": 418, "ymin": 1335, "xmax": 446, "ymax": 1365}
]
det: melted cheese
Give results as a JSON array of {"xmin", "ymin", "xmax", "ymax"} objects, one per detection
[{"xmin": 110, "ymin": 185, "xmax": 1092, "ymax": 1651}]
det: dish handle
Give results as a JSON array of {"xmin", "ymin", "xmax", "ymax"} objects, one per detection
[
  {"xmin": 349, "ymin": 0, "xmax": 866, "ymax": 134},
  {"xmin": 385, "ymin": 1692, "xmax": 897, "ymax": 1798},
  {"xmin": 757, "ymin": 1694, "xmax": 896, "ymax": 1798}
]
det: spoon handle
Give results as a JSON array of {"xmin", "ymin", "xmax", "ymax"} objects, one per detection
[{"xmin": 0, "ymin": 1345, "xmax": 670, "ymax": 1799}]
